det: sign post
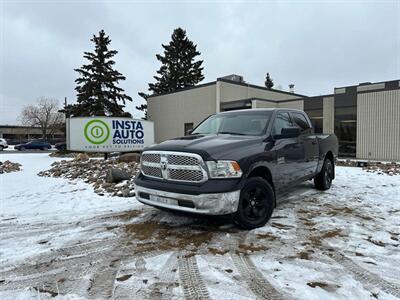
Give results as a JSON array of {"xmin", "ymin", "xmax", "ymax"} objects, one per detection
[{"xmin": 66, "ymin": 117, "xmax": 155, "ymax": 153}]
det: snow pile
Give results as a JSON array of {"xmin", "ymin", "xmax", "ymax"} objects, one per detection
[
  {"xmin": 0, "ymin": 160, "xmax": 22, "ymax": 174},
  {"xmin": 38, "ymin": 156, "xmax": 139, "ymax": 197}
]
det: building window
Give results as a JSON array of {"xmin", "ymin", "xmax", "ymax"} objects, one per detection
[
  {"xmin": 304, "ymin": 97, "xmax": 323, "ymax": 134},
  {"xmin": 305, "ymin": 110, "xmax": 323, "ymax": 134},
  {"xmin": 184, "ymin": 123, "xmax": 194, "ymax": 135},
  {"xmin": 334, "ymin": 106, "xmax": 357, "ymax": 157}
]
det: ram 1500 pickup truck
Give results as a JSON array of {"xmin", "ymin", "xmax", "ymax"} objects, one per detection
[{"xmin": 135, "ymin": 108, "xmax": 338, "ymax": 229}]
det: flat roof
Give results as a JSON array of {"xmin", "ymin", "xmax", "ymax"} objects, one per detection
[
  {"xmin": 147, "ymin": 77, "xmax": 308, "ymax": 99},
  {"xmin": 334, "ymin": 79, "xmax": 399, "ymax": 90}
]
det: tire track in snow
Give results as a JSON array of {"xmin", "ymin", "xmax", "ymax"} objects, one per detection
[
  {"xmin": 0, "ymin": 209, "xmax": 164, "ymax": 298},
  {"xmin": 326, "ymin": 250, "xmax": 400, "ymax": 298},
  {"xmin": 178, "ymin": 254, "xmax": 210, "ymax": 300},
  {"xmin": 87, "ymin": 256, "xmax": 121, "ymax": 299},
  {"xmin": 294, "ymin": 200, "xmax": 400, "ymax": 299},
  {"xmin": 230, "ymin": 253, "xmax": 285, "ymax": 300},
  {"xmin": 87, "ymin": 212, "xmax": 168, "ymax": 299},
  {"xmin": 148, "ymin": 251, "xmax": 179, "ymax": 299}
]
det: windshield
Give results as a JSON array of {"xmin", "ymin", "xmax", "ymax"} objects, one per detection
[{"xmin": 192, "ymin": 111, "xmax": 272, "ymax": 136}]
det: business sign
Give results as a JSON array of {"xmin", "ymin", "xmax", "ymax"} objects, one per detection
[{"xmin": 67, "ymin": 117, "xmax": 154, "ymax": 152}]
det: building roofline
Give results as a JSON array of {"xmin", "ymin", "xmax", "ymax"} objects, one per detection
[
  {"xmin": 216, "ymin": 78, "xmax": 308, "ymax": 98},
  {"xmin": 146, "ymin": 77, "xmax": 309, "ymax": 99},
  {"xmin": 334, "ymin": 79, "xmax": 399, "ymax": 90},
  {"xmin": 146, "ymin": 81, "xmax": 216, "ymax": 99},
  {"xmin": 303, "ymin": 94, "xmax": 335, "ymax": 99}
]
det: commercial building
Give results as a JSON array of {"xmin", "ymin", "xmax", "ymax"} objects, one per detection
[
  {"xmin": 147, "ymin": 75, "xmax": 400, "ymax": 161},
  {"xmin": 303, "ymin": 80, "xmax": 400, "ymax": 160},
  {"xmin": 147, "ymin": 75, "xmax": 306, "ymax": 140},
  {"xmin": 0, "ymin": 125, "xmax": 64, "ymax": 144}
]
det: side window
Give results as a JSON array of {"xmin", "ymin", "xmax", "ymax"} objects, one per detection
[
  {"xmin": 272, "ymin": 112, "xmax": 292, "ymax": 135},
  {"xmin": 292, "ymin": 112, "xmax": 311, "ymax": 132}
]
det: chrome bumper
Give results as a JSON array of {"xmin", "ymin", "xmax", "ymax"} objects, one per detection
[{"xmin": 134, "ymin": 185, "xmax": 240, "ymax": 215}]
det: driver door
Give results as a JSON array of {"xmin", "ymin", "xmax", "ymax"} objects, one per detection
[{"xmin": 271, "ymin": 112, "xmax": 303, "ymax": 189}]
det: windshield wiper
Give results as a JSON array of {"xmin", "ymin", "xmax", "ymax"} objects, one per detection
[{"xmin": 218, "ymin": 131, "xmax": 246, "ymax": 136}]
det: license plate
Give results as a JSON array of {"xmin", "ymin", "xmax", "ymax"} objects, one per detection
[{"xmin": 149, "ymin": 195, "xmax": 176, "ymax": 205}]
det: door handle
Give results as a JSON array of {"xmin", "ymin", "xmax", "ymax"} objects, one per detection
[{"xmin": 311, "ymin": 140, "xmax": 317, "ymax": 145}]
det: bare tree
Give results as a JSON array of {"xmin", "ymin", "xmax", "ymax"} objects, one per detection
[{"xmin": 20, "ymin": 97, "xmax": 64, "ymax": 140}]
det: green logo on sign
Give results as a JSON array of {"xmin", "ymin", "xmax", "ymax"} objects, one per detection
[{"xmin": 84, "ymin": 119, "xmax": 110, "ymax": 144}]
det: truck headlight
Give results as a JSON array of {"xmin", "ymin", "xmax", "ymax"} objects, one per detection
[{"xmin": 206, "ymin": 160, "xmax": 242, "ymax": 178}]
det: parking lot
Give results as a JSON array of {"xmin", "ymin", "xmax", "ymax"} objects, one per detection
[{"xmin": 0, "ymin": 153, "xmax": 399, "ymax": 299}]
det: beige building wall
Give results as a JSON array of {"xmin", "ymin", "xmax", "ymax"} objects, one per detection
[
  {"xmin": 277, "ymin": 100, "xmax": 304, "ymax": 110},
  {"xmin": 323, "ymin": 97, "xmax": 335, "ymax": 134},
  {"xmin": 252, "ymin": 99, "xmax": 304, "ymax": 110},
  {"xmin": 219, "ymin": 81, "xmax": 301, "ymax": 103},
  {"xmin": 147, "ymin": 84, "xmax": 217, "ymax": 142},
  {"xmin": 252, "ymin": 100, "xmax": 277, "ymax": 109},
  {"xmin": 357, "ymin": 89, "xmax": 400, "ymax": 161}
]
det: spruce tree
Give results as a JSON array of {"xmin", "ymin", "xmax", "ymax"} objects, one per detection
[
  {"xmin": 64, "ymin": 30, "xmax": 132, "ymax": 117},
  {"xmin": 265, "ymin": 73, "xmax": 274, "ymax": 89},
  {"xmin": 137, "ymin": 27, "xmax": 204, "ymax": 116}
]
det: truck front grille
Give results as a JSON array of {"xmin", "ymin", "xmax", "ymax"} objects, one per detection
[
  {"xmin": 141, "ymin": 151, "xmax": 208, "ymax": 183},
  {"xmin": 168, "ymin": 169, "xmax": 204, "ymax": 182},
  {"xmin": 141, "ymin": 165, "xmax": 162, "ymax": 178}
]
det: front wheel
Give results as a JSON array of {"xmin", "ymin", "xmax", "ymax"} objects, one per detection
[
  {"xmin": 20, "ymin": 147, "xmax": 26, "ymax": 151},
  {"xmin": 233, "ymin": 177, "xmax": 275, "ymax": 230},
  {"xmin": 314, "ymin": 158, "xmax": 334, "ymax": 190},
  {"xmin": 0, "ymin": 146, "xmax": 3, "ymax": 151}
]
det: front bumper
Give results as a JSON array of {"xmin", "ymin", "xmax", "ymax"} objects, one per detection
[{"xmin": 135, "ymin": 184, "xmax": 240, "ymax": 215}]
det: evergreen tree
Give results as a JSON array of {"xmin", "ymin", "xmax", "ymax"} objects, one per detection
[
  {"xmin": 137, "ymin": 27, "xmax": 204, "ymax": 116},
  {"xmin": 265, "ymin": 73, "xmax": 274, "ymax": 89},
  {"xmin": 64, "ymin": 30, "xmax": 132, "ymax": 117}
]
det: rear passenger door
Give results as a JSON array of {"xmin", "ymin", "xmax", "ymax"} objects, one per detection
[
  {"xmin": 271, "ymin": 112, "xmax": 303, "ymax": 188},
  {"xmin": 290, "ymin": 112, "xmax": 319, "ymax": 177}
]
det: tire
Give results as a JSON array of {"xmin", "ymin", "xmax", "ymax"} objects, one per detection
[
  {"xmin": 20, "ymin": 147, "xmax": 26, "ymax": 151},
  {"xmin": 314, "ymin": 158, "xmax": 334, "ymax": 191},
  {"xmin": 0, "ymin": 146, "xmax": 3, "ymax": 151},
  {"xmin": 233, "ymin": 177, "xmax": 275, "ymax": 230}
]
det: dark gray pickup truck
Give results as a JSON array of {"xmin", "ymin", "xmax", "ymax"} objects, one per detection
[{"xmin": 135, "ymin": 108, "xmax": 338, "ymax": 229}]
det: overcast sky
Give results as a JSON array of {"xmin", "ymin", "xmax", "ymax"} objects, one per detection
[{"xmin": 1, "ymin": 0, "xmax": 399, "ymax": 124}]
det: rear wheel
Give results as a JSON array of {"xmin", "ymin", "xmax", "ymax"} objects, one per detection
[
  {"xmin": 314, "ymin": 158, "xmax": 334, "ymax": 190},
  {"xmin": 0, "ymin": 146, "xmax": 3, "ymax": 151},
  {"xmin": 233, "ymin": 177, "xmax": 274, "ymax": 230},
  {"xmin": 20, "ymin": 146, "xmax": 26, "ymax": 151}
]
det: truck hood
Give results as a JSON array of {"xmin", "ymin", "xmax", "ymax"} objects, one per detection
[{"xmin": 146, "ymin": 134, "xmax": 263, "ymax": 160}]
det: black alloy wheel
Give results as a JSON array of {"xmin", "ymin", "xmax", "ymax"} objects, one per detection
[
  {"xmin": 234, "ymin": 177, "xmax": 274, "ymax": 229},
  {"xmin": 314, "ymin": 158, "xmax": 334, "ymax": 191}
]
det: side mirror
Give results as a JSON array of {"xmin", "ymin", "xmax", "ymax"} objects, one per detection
[
  {"xmin": 186, "ymin": 129, "xmax": 193, "ymax": 135},
  {"xmin": 275, "ymin": 127, "xmax": 301, "ymax": 139}
]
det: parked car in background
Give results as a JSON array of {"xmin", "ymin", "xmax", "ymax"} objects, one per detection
[
  {"xmin": 0, "ymin": 138, "xmax": 8, "ymax": 151},
  {"xmin": 135, "ymin": 108, "xmax": 338, "ymax": 229},
  {"xmin": 15, "ymin": 140, "xmax": 52, "ymax": 151},
  {"xmin": 55, "ymin": 141, "xmax": 67, "ymax": 151}
]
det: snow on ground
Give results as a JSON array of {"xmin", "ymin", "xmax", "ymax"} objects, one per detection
[{"xmin": 0, "ymin": 153, "xmax": 399, "ymax": 300}]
